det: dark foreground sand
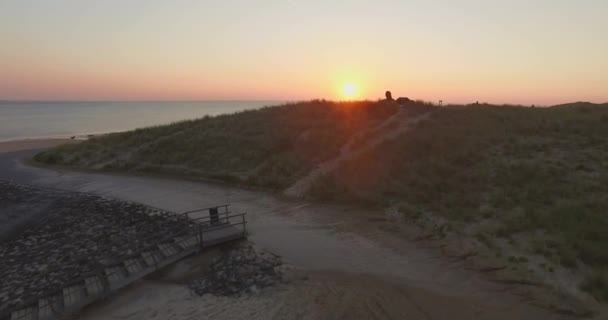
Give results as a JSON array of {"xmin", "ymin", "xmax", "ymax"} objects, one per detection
[{"xmin": 0, "ymin": 139, "xmax": 588, "ymax": 320}]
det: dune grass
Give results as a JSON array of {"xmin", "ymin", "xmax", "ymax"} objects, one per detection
[
  {"xmin": 307, "ymin": 103, "xmax": 608, "ymax": 302},
  {"xmin": 35, "ymin": 100, "xmax": 399, "ymax": 189},
  {"xmin": 35, "ymin": 100, "xmax": 608, "ymax": 302}
]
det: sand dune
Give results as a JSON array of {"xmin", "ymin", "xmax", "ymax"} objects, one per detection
[{"xmin": 0, "ymin": 140, "xmax": 587, "ymax": 319}]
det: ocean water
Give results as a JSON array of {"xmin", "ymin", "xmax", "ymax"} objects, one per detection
[{"xmin": 0, "ymin": 101, "xmax": 280, "ymax": 142}]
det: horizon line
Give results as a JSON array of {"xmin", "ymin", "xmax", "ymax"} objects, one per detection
[{"xmin": 0, "ymin": 98, "xmax": 607, "ymax": 107}]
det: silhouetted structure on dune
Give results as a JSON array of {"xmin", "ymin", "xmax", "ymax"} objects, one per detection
[
  {"xmin": 396, "ymin": 97, "xmax": 411, "ymax": 105},
  {"xmin": 384, "ymin": 90, "xmax": 412, "ymax": 105}
]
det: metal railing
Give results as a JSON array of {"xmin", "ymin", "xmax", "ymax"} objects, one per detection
[
  {"xmin": 0, "ymin": 204, "xmax": 247, "ymax": 320},
  {"xmin": 181, "ymin": 205, "xmax": 247, "ymax": 247},
  {"xmin": 182, "ymin": 204, "xmax": 230, "ymax": 224},
  {"xmin": 193, "ymin": 212, "xmax": 247, "ymax": 248}
]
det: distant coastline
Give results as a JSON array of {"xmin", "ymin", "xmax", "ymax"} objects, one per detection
[
  {"xmin": 0, "ymin": 138, "xmax": 79, "ymax": 154},
  {"xmin": 0, "ymin": 100, "xmax": 281, "ymax": 142},
  {"xmin": 0, "ymin": 132, "xmax": 110, "ymax": 144}
]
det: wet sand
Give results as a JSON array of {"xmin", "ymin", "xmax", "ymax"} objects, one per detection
[
  {"xmin": 0, "ymin": 138, "xmax": 76, "ymax": 153},
  {"xmin": 0, "ymin": 140, "xmax": 580, "ymax": 320}
]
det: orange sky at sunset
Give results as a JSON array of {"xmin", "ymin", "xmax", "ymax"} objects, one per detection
[{"xmin": 1, "ymin": 1, "xmax": 607, "ymax": 105}]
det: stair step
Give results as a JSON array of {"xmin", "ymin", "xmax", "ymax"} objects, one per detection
[
  {"xmin": 37, "ymin": 293, "xmax": 62, "ymax": 320},
  {"xmin": 141, "ymin": 250, "xmax": 162, "ymax": 267},
  {"xmin": 62, "ymin": 285, "xmax": 86, "ymax": 308},
  {"xmin": 174, "ymin": 235, "xmax": 198, "ymax": 249},
  {"xmin": 10, "ymin": 306, "xmax": 36, "ymax": 320},
  {"xmin": 124, "ymin": 258, "xmax": 146, "ymax": 275},
  {"xmin": 105, "ymin": 266, "xmax": 128, "ymax": 284},
  {"xmin": 84, "ymin": 275, "xmax": 106, "ymax": 297},
  {"xmin": 158, "ymin": 243, "xmax": 180, "ymax": 257}
]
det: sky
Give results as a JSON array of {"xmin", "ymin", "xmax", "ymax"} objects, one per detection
[{"xmin": 1, "ymin": 0, "xmax": 607, "ymax": 104}]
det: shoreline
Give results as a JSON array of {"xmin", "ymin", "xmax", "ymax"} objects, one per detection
[
  {"xmin": 0, "ymin": 131, "xmax": 114, "ymax": 144},
  {"xmin": 0, "ymin": 138, "xmax": 80, "ymax": 154}
]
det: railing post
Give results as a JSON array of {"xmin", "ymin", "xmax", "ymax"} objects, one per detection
[
  {"xmin": 199, "ymin": 225, "xmax": 204, "ymax": 249},
  {"xmin": 242, "ymin": 214, "xmax": 246, "ymax": 235}
]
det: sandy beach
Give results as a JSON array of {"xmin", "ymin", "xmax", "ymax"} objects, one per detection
[
  {"xmin": 0, "ymin": 138, "xmax": 77, "ymax": 153},
  {"xmin": 0, "ymin": 139, "xmax": 586, "ymax": 320}
]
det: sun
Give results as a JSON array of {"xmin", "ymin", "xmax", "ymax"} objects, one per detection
[{"xmin": 342, "ymin": 83, "xmax": 357, "ymax": 99}]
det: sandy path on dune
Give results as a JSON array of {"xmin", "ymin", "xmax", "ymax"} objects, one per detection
[{"xmin": 284, "ymin": 107, "xmax": 431, "ymax": 197}]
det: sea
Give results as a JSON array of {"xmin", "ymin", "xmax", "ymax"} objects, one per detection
[{"xmin": 0, "ymin": 101, "xmax": 281, "ymax": 142}]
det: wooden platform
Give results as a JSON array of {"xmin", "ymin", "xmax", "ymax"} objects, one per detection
[{"xmin": 202, "ymin": 225, "xmax": 245, "ymax": 246}]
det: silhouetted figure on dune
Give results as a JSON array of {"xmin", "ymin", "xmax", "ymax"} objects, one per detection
[{"xmin": 385, "ymin": 91, "xmax": 394, "ymax": 101}]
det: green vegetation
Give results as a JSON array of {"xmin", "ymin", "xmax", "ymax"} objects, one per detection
[
  {"xmin": 307, "ymin": 102, "xmax": 608, "ymax": 301},
  {"xmin": 35, "ymin": 100, "xmax": 608, "ymax": 302},
  {"xmin": 35, "ymin": 100, "xmax": 398, "ymax": 189}
]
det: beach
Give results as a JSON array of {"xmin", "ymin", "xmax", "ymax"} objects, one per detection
[
  {"xmin": 0, "ymin": 138, "xmax": 584, "ymax": 319},
  {"xmin": 0, "ymin": 138, "xmax": 76, "ymax": 154},
  {"xmin": 3, "ymin": 0, "xmax": 606, "ymax": 317}
]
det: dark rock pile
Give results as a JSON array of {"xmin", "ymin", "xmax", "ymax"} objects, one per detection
[
  {"xmin": 0, "ymin": 182, "xmax": 58, "ymax": 242},
  {"xmin": 0, "ymin": 181, "xmax": 192, "ymax": 312},
  {"xmin": 189, "ymin": 244, "xmax": 282, "ymax": 297}
]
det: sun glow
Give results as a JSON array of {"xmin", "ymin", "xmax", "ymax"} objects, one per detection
[{"xmin": 342, "ymin": 83, "xmax": 357, "ymax": 100}]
